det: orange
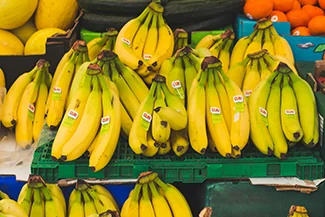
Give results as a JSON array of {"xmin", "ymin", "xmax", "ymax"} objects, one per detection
[
  {"xmin": 297, "ymin": 0, "xmax": 318, "ymax": 5},
  {"xmin": 319, "ymin": 0, "xmax": 325, "ymax": 10},
  {"xmin": 291, "ymin": 26, "xmax": 311, "ymax": 35},
  {"xmin": 243, "ymin": 0, "xmax": 274, "ymax": 20},
  {"xmin": 271, "ymin": 0, "xmax": 295, "ymax": 12},
  {"xmin": 286, "ymin": 9, "xmax": 311, "ymax": 28},
  {"xmin": 292, "ymin": 0, "xmax": 301, "ymax": 9},
  {"xmin": 269, "ymin": 10, "xmax": 289, "ymax": 22},
  {"xmin": 308, "ymin": 15, "xmax": 325, "ymax": 35},
  {"xmin": 302, "ymin": 5, "xmax": 325, "ymax": 18}
]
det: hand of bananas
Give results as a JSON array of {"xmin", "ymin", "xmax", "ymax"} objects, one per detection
[
  {"xmin": 68, "ymin": 180, "xmax": 119, "ymax": 217},
  {"xmin": 121, "ymin": 171, "xmax": 192, "ymax": 217},
  {"xmin": 249, "ymin": 62, "xmax": 319, "ymax": 158},
  {"xmin": 288, "ymin": 205, "xmax": 310, "ymax": 217},
  {"xmin": 17, "ymin": 174, "xmax": 66, "ymax": 217}
]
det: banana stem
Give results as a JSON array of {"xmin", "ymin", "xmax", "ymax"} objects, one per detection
[
  {"xmin": 153, "ymin": 177, "xmax": 168, "ymax": 191},
  {"xmin": 131, "ymin": 184, "xmax": 142, "ymax": 202}
]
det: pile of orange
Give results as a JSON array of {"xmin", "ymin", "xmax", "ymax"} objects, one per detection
[{"xmin": 243, "ymin": 0, "xmax": 325, "ymax": 36}]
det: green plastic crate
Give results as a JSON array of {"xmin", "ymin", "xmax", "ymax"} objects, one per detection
[{"xmin": 31, "ymin": 137, "xmax": 324, "ymax": 183}]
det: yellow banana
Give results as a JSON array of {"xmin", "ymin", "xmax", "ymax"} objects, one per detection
[
  {"xmin": 196, "ymin": 34, "xmax": 222, "ymax": 49},
  {"xmin": 148, "ymin": 182, "xmax": 173, "ymax": 217},
  {"xmin": 143, "ymin": 12, "xmax": 159, "ymax": 62},
  {"xmin": 89, "ymin": 73, "xmax": 121, "ymax": 172},
  {"xmin": 51, "ymin": 67, "xmax": 93, "ymax": 160},
  {"xmin": 158, "ymin": 138, "xmax": 171, "ymax": 155},
  {"xmin": 171, "ymin": 129, "xmax": 189, "ymax": 157},
  {"xmin": 183, "ymin": 55, "xmax": 198, "ymax": 105},
  {"xmin": 88, "ymin": 30, "xmax": 117, "ymax": 61},
  {"xmin": 91, "ymin": 185, "xmax": 119, "ymax": 212},
  {"xmin": 32, "ymin": 81, "xmax": 48, "ymax": 142},
  {"xmin": 46, "ymin": 51, "xmax": 79, "ymax": 129},
  {"xmin": 262, "ymin": 28, "xmax": 275, "ymax": 55},
  {"xmin": 226, "ymin": 56, "xmax": 251, "ymax": 88},
  {"xmin": 159, "ymin": 56, "xmax": 176, "ymax": 79},
  {"xmin": 244, "ymin": 30, "xmax": 263, "ymax": 58},
  {"xmin": 152, "ymin": 84, "xmax": 171, "ymax": 143},
  {"xmin": 267, "ymin": 74, "xmax": 288, "ymax": 159},
  {"xmin": 249, "ymin": 71, "xmax": 278, "ymax": 155},
  {"xmin": 16, "ymin": 67, "xmax": 44, "ymax": 149},
  {"xmin": 30, "ymin": 189, "xmax": 45, "ymax": 217},
  {"xmin": 81, "ymin": 190, "xmax": 98, "ymax": 217},
  {"xmin": 128, "ymin": 82, "xmax": 157, "ymax": 154},
  {"xmin": 258, "ymin": 57, "xmax": 272, "ymax": 80},
  {"xmin": 139, "ymin": 184, "xmax": 155, "ymax": 217},
  {"xmin": 206, "ymin": 69, "xmax": 232, "ymax": 157},
  {"xmin": 69, "ymin": 190, "xmax": 84, "ymax": 217},
  {"xmin": 46, "ymin": 184, "xmax": 66, "ymax": 215},
  {"xmin": 218, "ymin": 39, "xmax": 233, "ymax": 73},
  {"xmin": 0, "ymin": 68, "xmax": 5, "ymax": 88},
  {"xmin": 154, "ymin": 177, "xmax": 192, "ymax": 217},
  {"xmin": 280, "ymin": 72, "xmax": 303, "ymax": 142},
  {"xmin": 18, "ymin": 185, "xmax": 33, "ymax": 216},
  {"xmin": 2, "ymin": 66, "xmax": 37, "ymax": 128},
  {"xmin": 120, "ymin": 184, "xmax": 142, "ymax": 217},
  {"xmin": 173, "ymin": 28, "xmax": 188, "ymax": 54},
  {"xmin": 166, "ymin": 57, "xmax": 186, "ymax": 104},
  {"xmin": 242, "ymin": 58, "xmax": 261, "ymax": 100},
  {"xmin": 61, "ymin": 74, "xmax": 102, "ymax": 161},
  {"xmin": 143, "ymin": 130, "xmax": 160, "ymax": 157},
  {"xmin": 230, "ymin": 28, "xmax": 257, "ymax": 66},
  {"xmin": 0, "ymin": 199, "xmax": 28, "ymax": 217},
  {"xmin": 41, "ymin": 187, "xmax": 65, "ymax": 217}
]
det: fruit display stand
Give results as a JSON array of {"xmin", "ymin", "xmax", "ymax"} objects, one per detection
[{"xmin": 0, "ymin": 12, "xmax": 82, "ymax": 89}]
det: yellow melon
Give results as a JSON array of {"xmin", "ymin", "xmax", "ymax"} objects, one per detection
[
  {"xmin": 11, "ymin": 19, "xmax": 37, "ymax": 44},
  {"xmin": 0, "ymin": 0, "xmax": 38, "ymax": 30},
  {"xmin": 0, "ymin": 29, "xmax": 24, "ymax": 55},
  {"xmin": 35, "ymin": 0, "xmax": 79, "ymax": 30}
]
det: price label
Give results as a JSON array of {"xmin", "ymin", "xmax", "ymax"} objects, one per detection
[
  {"xmin": 233, "ymin": 95, "xmax": 244, "ymax": 112},
  {"xmin": 259, "ymin": 107, "xmax": 268, "ymax": 126},
  {"xmin": 141, "ymin": 112, "xmax": 152, "ymax": 131},
  {"xmin": 100, "ymin": 116, "xmax": 111, "ymax": 134},
  {"xmin": 28, "ymin": 103, "xmax": 35, "ymax": 120},
  {"xmin": 122, "ymin": 38, "xmax": 131, "ymax": 46},
  {"xmin": 244, "ymin": 90, "xmax": 252, "ymax": 97},
  {"xmin": 68, "ymin": 110, "xmax": 79, "ymax": 120},
  {"xmin": 52, "ymin": 86, "xmax": 62, "ymax": 100},
  {"xmin": 62, "ymin": 110, "xmax": 79, "ymax": 127},
  {"xmin": 285, "ymin": 109, "xmax": 296, "ymax": 115},
  {"xmin": 233, "ymin": 95, "xmax": 244, "ymax": 103},
  {"xmin": 143, "ymin": 54, "xmax": 152, "ymax": 61},
  {"xmin": 171, "ymin": 80, "xmax": 185, "ymax": 99},
  {"xmin": 210, "ymin": 107, "xmax": 222, "ymax": 124}
]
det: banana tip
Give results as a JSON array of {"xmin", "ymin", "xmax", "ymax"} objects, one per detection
[
  {"xmin": 200, "ymin": 148, "xmax": 206, "ymax": 154},
  {"xmin": 176, "ymin": 146, "xmax": 184, "ymax": 152},
  {"xmin": 160, "ymin": 143, "xmax": 167, "ymax": 148},
  {"xmin": 280, "ymin": 153, "xmax": 287, "ymax": 160},
  {"xmin": 233, "ymin": 146, "xmax": 240, "ymax": 151},
  {"xmin": 60, "ymin": 155, "xmax": 67, "ymax": 161},
  {"xmin": 141, "ymin": 144, "xmax": 148, "ymax": 152},
  {"xmin": 226, "ymin": 153, "xmax": 232, "ymax": 158},
  {"xmin": 293, "ymin": 132, "xmax": 301, "ymax": 140},
  {"xmin": 89, "ymin": 166, "xmax": 96, "ymax": 172},
  {"xmin": 267, "ymin": 148, "xmax": 273, "ymax": 156}
]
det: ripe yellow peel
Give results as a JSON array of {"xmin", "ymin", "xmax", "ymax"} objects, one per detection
[
  {"xmin": 271, "ymin": 55, "xmax": 298, "ymax": 75},
  {"xmin": 11, "ymin": 19, "xmax": 37, "ymax": 44},
  {"xmin": 0, "ymin": 29, "xmax": 24, "ymax": 55}
]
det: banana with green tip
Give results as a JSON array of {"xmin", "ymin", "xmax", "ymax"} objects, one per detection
[
  {"xmin": 69, "ymin": 190, "xmax": 84, "ymax": 217},
  {"xmin": 166, "ymin": 57, "xmax": 186, "ymax": 104},
  {"xmin": 41, "ymin": 187, "xmax": 65, "ymax": 217},
  {"xmin": 29, "ymin": 189, "xmax": 45, "ymax": 217},
  {"xmin": 121, "ymin": 184, "xmax": 142, "ymax": 217},
  {"xmin": 139, "ymin": 184, "xmax": 155, "ymax": 217},
  {"xmin": 81, "ymin": 190, "xmax": 98, "ymax": 217}
]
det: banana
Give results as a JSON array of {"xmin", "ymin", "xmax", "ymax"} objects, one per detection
[
  {"xmin": 147, "ymin": 11, "xmax": 174, "ymax": 71},
  {"xmin": 262, "ymin": 28, "xmax": 275, "ymax": 56},
  {"xmin": 0, "ymin": 68, "xmax": 5, "ymax": 88},
  {"xmin": 46, "ymin": 184, "xmax": 66, "ymax": 215},
  {"xmin": 183, "ymin": 55, "xmax": 198, "ymax": 106},
  {"xmin": 139, "ymin": 184, "xmax": 155, "ymax": 217},
  {"xmin": 208, "ymin": 39, "xmax": 223, "ymax": 57},
  {"xmin": 81, "ymin": 190, "xmax": 98, "ymax": 217},
  {"xmin": 111, "ymin": 60, "xmax": 140, "ymax": 119},
  {"xmin": 120, "ymin": 184, "xmax": 142, "ymax": 217},
  {"xmin": 280, "ymin": 72, "xmax": 303, "ymax": 142},
  {"xmin": 143, "ymin": 130, "xmax": 160, "ymax": 157},
  {"xmin": 148, "ymin": 182, "xmax": 172, "ymax": 217},
  {"xmin": 128, "ymin": 82, "xmax": 157, "ymax": 154},
  {"xmin": 187, "ymin": 52, "xmax": 202, "ymax": 73},
  {"xmin": 159, "ymin": 80, "xmax": 187, "ymax": 130},
  {"xmin": 91, "ymin": 185, "xmax": 119, "ymax": 212},
  {"xmin": 218, "ymin": 67, "xmax": 250, "ymax": 151},
  {"xmin": 206, "ymin": 69, "xmax": 232, "ymax": 158},
  {"xmin": 2, "ymin": 66, "xmax": 37, "ymax": 128},
  {"xmin": 143, "ymin": 71, "xmax": 157, "ymax": 85},
  {"xmin": 114, "ymin": 5, "xmax": 152, "ymax": 70},
  {"xmin": 16, "ymin": 67, "xmax": 44, "ymax": 149},
  {"xmin": 230, "ymin": 28, "xmax": 257, "ymax": 66},
  {"xmin": 69, "ymin": 190, "xmax": 85, "ymax": 217},
  {"xmin": 249, "ymin": 71, "xmax": 278, "ymax": 155},
  {"xmin": 87, "ymin": 187, "xmax": 117, "ymax": 213},
  {"xmin": 171, "ymin": 129, "xmax": 189, "ymax": 157},
  {"xmin": 218, "ymin": 38, "xmax": 233, "ymax": 73},
  {"xmin": 158, "ymin": 139, "xmax": 171, "ymax": 155},
  {"xmin": 244, "ymin": 29, "xmax": 264, "ymax": 58},
  {"xmin": 288, "ymin": 71, "xmax": 318, "ymax": 147},
  {"xmin": 18, "ymin": 185, "xmax": 33, "ymax": 216},
  {"xmin": 269, "ymin": 26, "xmax": 295, "ymax": 64},
  {"xmin": 132, "ymin": 10, "xmax": 154, "ymax": 60},
  {"xmin": 30, "ymin": 189, "xmax": 45, "ymax": 217},
  {"xmin": 154, "ymin": 177, "xmax": 192, "ymax": 217},
  {"xmin": 166, "ymin": 57, "xmax": 186, "ymax": 104},
  {"xmin": 188, "ymin": 64, "xmax": 208, "ymax": 154},
  {"xmin": 41, "ymin": 187, "xmax": 65, "ymax": 217},
  {"xmin": 120, "ymin": 103, "xmax": 133, "ymax": 137},
  {"xmin": 32, "ymin": 80, "xmax": 48, "ymax": 143},
  {"xmin": 86, "ymin": 131, "xmax": 100, "ymax": 157},
  {"xmin": 267, "ymin": 74, "xmax": 288, "ymax": 159},
  {"xmin": 242, "ymin": 58, "xmax": 261, "ymax": 100},
  {"xmin": 51, "ymin": 67, "xmax": 93, "ymax": 160},
  {"xmin": 0, "ymin": 199, "xmax": 28, "ymax": 217},
  {"xmin": 114, "ymin": 56, "xmax": 149, "ymax": 102},
  {"xmin": 196, "ymin": 34, "xmax": 222, "ymax": 49},
  {"xmin": 61, "ymin": 74, "xmax": 102, "ymax": 161},
  {"xmin": 258, "ymin": 57, "xmax": 272, "ymax": 80},
  {"xmin": 46, "ymin": 51, "xmax": 79, "ymax": 129},
  {"xmin": 226, "ymin": 56, "xmax": 250, "ymax": 88},
  {"xmin": 152, "ymin": 84, "xmax": 171, "ymax": 142},
  {"xmin": 159, "ymin": 56, "xmax": 176, "ymax": 79},
  {"xmin": 143, "ymin": 12, "xmax": 159, "ymax": 62},
  {"xmin": 173, "ymin": 29, "xmax": 188, "ymax": 53},
  {"xmin": 89, "ymin": 73, "xmax": 121, "ymax": 172}
]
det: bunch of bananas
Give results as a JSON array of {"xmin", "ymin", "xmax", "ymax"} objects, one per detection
[
  {"xmin": 227, "ymin": 49, "xmax": 298, "ymax": 100},
  {"xmin": 68, "ymin": 180, "xmax": 119, "ymax": 217},
  {"xmin": 51, "ymin": 61, "xmax": 122, "ymax": 172},
  {"xmin": 249, "ymin": 63, "xmax": 319, "ymax": 158},
  {"xmin": 0, "ymin": 189, "xmax": 28, "ymax": 217},
  {"xmin": 173, "ymin": 29, "xmax": 188, "ymax": 55},
  {"xmin": 46, "ymin": 40, "xmax": 89, "ymax": 129},
  {"xmin": 2, "ymin": 59, "xmax": 52, "ymax": 148},
  {"xmin": 115, "ymin": 1, "xmax": 174, "ymax": 84},
  {"xmin": 195, "ymin": 29, "xmax": 235, "ymax": 73},
  {"xmin": 230, "ymin": 19, "xmax": 294, "ymax": 67},
  {"xmin": 17, "ymin": 175, "xmax": 66, "ymax": 217},
  {"xmin": 121, "ymin": 172, "xmax": 192, "ymax": 217},
  {"xmin": 288, "ymin": 205, "xmax": 310, "ymax": 217},
  {"xmin": 188, "ymin": 56, "xmax": 249, "ymax": 156},
  {"xmin": 87, "ymin": 28, "xmax": 119, "ymax": 61},
  {"xmin": 127, "ymin": 73, "xmax": 188, "ymax": 157}
]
